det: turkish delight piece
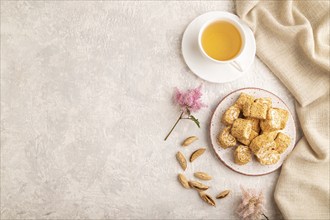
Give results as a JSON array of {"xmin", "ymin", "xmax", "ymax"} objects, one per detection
[
  {"xmin": 249, "ymin": 133, "xmax": 276, "ymax": 156},
  {"xmin": 262, "ymin": 131, "xmax": 279, "ymax": 140},
  {"xmin": 243, "ymin": 101, "xmax": 268, "ymax": 119},
  {"xmin": 261, "ymin": 108, "xmax": 289, "ymax": 131},
  {"xmin": 237, "ymin": 130, "xmax": 259, "ymax": 146},
  {"xmin": 260, "ymin": 108, "xmax": 282, "ymax": 132},
  {"xmin": 276, "ymin": 108, "xmax": 289, "ymax": 129},
  {"xmin": 231, "ymin": 119, "xmax": 252, "ymax": 140},
  {"xmin": 246, "ymin": 117, "xmax": 260, "ymax": 133},
  {"xmin": 234, "ymin": 145, "xmax": 252, "ymax": 165},
  {"xmin": 217, "ymin": 126, "xmax": 237, "ymax": 149},
  {"xmin": 221, "ymin": 105, "xmax": 240, "ymax": 125},
  {"xmin": 274, "ymin": 132, "xmax": 291, "ymax": 153},
  {"xmin": 235, "ymin": 93, "xmax": 255, "ymax": 110},
  {"xmin": 255, "ymin": 97, "xmax": 272, "ymax": 109},
  {"xmin": 257, "ymin": 150, "xmax": 281, "ymax": 165}
]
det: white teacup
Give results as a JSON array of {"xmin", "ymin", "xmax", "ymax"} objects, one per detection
[{"xmin": 198, "ymin": 17, "xmax": 246, "ymax": 72}]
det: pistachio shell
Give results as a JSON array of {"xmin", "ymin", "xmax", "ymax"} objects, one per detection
[
  {"xmin": 177, "ymin": 173, "xmax": 190, "ymax": 189},
  {"xmin": 182, "ymin": 136, "xmax": 198, "ymax": 146},
  {"xmin": 199, "ymin": 191, "xmax": 216, "ymax": 207},
  {"xmin": 176, "ymin": 151, "xmax": 187, "ymax": 171},
  {"xmin": 190, "ymin": 148, "xmax": 206, "ymax": 162},
  {"xmin": 188, "ymin": 181, "xmax": 209, "ymax": 191},
  {"xmin": 194, "ymin": 172, "xmax": 212, "ymax": 181},
  {"xmin": 216, "ymin": 190, "xmax": 230, "ymax": 199}
]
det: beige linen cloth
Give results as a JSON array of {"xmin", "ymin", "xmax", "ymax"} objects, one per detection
[{"xmin": 236, "ymin": 1, "xmax": 329, "ymax": 219}]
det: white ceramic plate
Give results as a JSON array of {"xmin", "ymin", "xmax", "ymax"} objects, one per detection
[
  {"xmin": 182, "ymin": 11, "xmax": 256, "ymax": 83},
  {"xmin": 210, "ymin": 88, "xmax": 296, "ymax": 176}
]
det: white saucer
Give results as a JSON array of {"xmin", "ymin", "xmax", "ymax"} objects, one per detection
[{"xmin": 182, "ymin": 11, "xmax": 256, "ymax": 83}]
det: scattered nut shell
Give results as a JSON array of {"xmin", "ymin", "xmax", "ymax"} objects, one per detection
[
  {"xmin": 199, "ymin": 191, "xmax": 216, "ymax": 207},
  {"xmin": 177, "ymin": 174, "xmax": 190, "ymax": 189},
  {"xmin": 188, "ymin": 181, "xmax": 209, "ymax": 191},
  {"xmin": 216, "ymin": 190, "xmax": 230, "ymax": 199},
  {"xmin": 176, "ymin": 151, "xmax": 187, "ymax": 171},
  {"xmin": 182, "ymin": 136, "xmax": 198, "ymax": 146},
  {"xmin": 190, "ymin": 148, "xmax": 206, "ymax": 162},
  {"xmin": 194, "ymin": 172, "xmax": 212, "ymax": 180}
]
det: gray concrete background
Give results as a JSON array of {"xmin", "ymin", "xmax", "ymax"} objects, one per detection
[{"xmin": 1, "ymin": 1, "xmax": 301, "ymax": 219}]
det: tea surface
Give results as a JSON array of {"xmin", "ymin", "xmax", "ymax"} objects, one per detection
[{"xmin": 201, "ymin": 21, "xmax": 242, "ymax": 61}]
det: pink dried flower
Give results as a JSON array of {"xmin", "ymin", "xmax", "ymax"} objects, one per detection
[
  {"xmin": 237, "ymin": 186, "xmax": 267, "ymax": 220},
  {"xmin": 174, "ymin": 85, "xmax": 206, "ymax": 113},
  {"xmin": 164, "ymin": 85, "xmax": 207, "ymax": 141}
]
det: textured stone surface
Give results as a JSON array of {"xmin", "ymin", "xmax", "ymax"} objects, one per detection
[{"xmin": 1, "ymin": 1, "xmax": 301, "ymax": 219}]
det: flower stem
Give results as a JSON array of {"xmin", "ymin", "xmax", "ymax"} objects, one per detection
[
  {"xmin": 262, "ymin": 213, "xmax": 269, "ymax": 220},
  {"xmin": 164, "ymin": 112, "xmax": 183, "ymax": 141}
]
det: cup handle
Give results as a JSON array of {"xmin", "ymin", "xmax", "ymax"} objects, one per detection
[{"xmin": 230, "ymin": 60, "xmax": 244, "ymax": 72}]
